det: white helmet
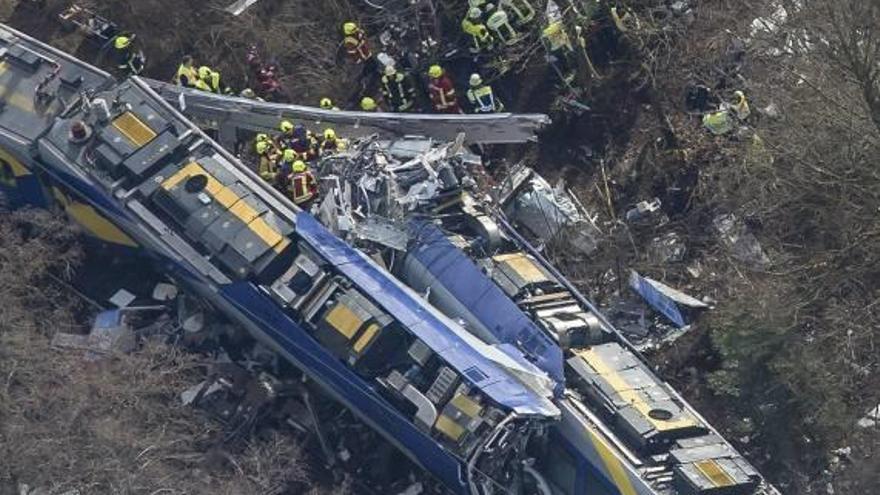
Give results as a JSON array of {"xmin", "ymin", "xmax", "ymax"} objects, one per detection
[
  {"xmin": 468, "ymin": 7, "xmax": 483, "ymax": 19},
  {"xmin": 469, "ymin": 73, "xmax": 483, "ymax": 87}
]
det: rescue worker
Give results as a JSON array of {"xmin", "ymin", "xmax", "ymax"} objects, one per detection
[
  {"xmin": 360, "ymin": 96, "xmax": 379, "ymax": 112},
  {"xmin": 380, "ymin": 65, "xmax": 416, "ymax": 112},
  {"xmin": 461, "ymin": 8, "xmax": 495, "ymax": 54},
  {"xmin": 276, "ymin": 149, "xmax": 298, "ymax": 191},
  {"xmin": 731, "ymin": 90, "xmax": 750, "ymax": 120},
  {"xmin": 289, "ymin": 160, "xmax": 318, "ymax": 207},
  {"xmin": 342, "ymin": 22, "xmax": 372, "ymax": 64},
  {"xmin": 486, "ymin": 7, "xmax": 519, "ymax": 45},
  {"xmin": 467, "ymin": 73, "xmax": 504, "ymax": 113},
  {"xmin": 501, "ymin": 0, "xmax": 535, "ymax": 26},
  {"xmin": 111, "ymin": 34, "xmax": 144, "ymax": 75},
  {"xmin": 198, "ymin": 66, "xmax": 230, "ymax": 94},
  {"xmin": 289, "ymin": 124, "xmax": 319, "ymax": 161},
  {"xmin": 256, "ymin": 141, "xmax": 279, "ymax": 183},
  {"xmin": 427, "ymin": 65, "xmax": 461, "ymax": 114},
  {"xmin": 541, "ymin": 21, "xmax": 574, "ymax": 82},
  {"xmin": 320, "ymin": 128, "xmax": 346, "ymax": 154},
  {"xmin": 320, "ymin": 98, "xmax": 339, "ymax": 111},
  {"xmin": 277, "ymin": 120, "xmax": 295, "ymax": 148},
  {"xmin": 239, "ymin": 88, "xmax": 264, "ymax": 101},
  {"xmin": 174, "ymin": 55, "xmax": 198, "ymax": 87}
]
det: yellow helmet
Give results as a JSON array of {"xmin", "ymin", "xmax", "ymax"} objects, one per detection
[
  {"xmin": 198, "ymin": 66, "xmax": 212, "ymax": 80},
  {"xmin": 323, "ymin": 128, "xmax": 336, "ymax": 140},
  {"xmin": 343, "ymin": 22, "xmax": 358, "ymax": 35},
  {"xmin": 384, "ymin": 64, "xmax": 396, "ymax": 77},
  {"xmin": 292, "ymin": 160, "xmax": 307, "ymax": 173},
  {"xmin": 114, "ymin": 36, "xmax": 131, "ymax": 49},
  {"xmin": 279, "ymin": 120, "xmax": 294, "ymax": 133},
  {"xmin": 360, "ymin": 97, "xmax": 377, "ymax": 111},
  {"xmin": 256, "ymin": 133, "xmax": 269, "ymax": 142},
  {"xmin": 320, "ymin": 97, "xmax": 333, "ymax": 109},
  {"xmin": 469, "ymin": 73, "xmax": 483, "ymax": 87},
  {"xmin": 255, "ymin": 141, "xmax": 270, "ymax": 155},
  {"xmin": 282, "ymin": 149, "xmax": 297, "ymax": 163},
  {"xmin": 428, "ymin": 65, "xmax": 443, "ymax": 78}
]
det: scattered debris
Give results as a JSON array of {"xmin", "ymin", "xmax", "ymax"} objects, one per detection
[
  {"xmin": 856, "ymin": 404, "xmax": 880, "ymax": 428},
  {"xmin": 648, "ymin": 232, "xmax": 687, "ymax": 264},
  {"xmin": 108, "ymin": 288, "xmax": 137, "ymax": 308},
  {"xmin": 625, "ymin": 198, "xmax": 663, "ymax": 224},
  {"xmin": 713, "ymin": 213, "xmax": 771, "ymax": 267},
  {"xmin": 629, "ymin": 270, "xmax": 708, "ymax": 328}
]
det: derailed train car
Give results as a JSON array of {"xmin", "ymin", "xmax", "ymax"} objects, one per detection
[
  {"xmin": 0, "ymin": 24, "xmax": 560, "ymax": 494},
  {"xmin": 315, "ymin": 139, "xmax": 783, "ymax": 495}
]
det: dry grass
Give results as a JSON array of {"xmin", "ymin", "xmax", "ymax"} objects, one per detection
[{"xmin": 0, "ymin": 211, "xmax": 318, "ymax": 494}]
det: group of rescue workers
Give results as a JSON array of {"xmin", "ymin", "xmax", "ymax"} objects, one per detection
[
  {"xmin": 342, "ymin": 21, "xmax": 505, "ymax": 114},
  {"xmin": 253, "ymin": 121, "xmax": 346, "ymax": 208}
]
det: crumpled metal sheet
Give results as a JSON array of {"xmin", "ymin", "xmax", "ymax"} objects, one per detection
[{"xmin": 142, "ymin": 78, "xmax": 550, "ymax": 145}]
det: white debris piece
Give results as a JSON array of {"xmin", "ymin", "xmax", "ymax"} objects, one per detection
[
  {"xmin": 152, "ymin": 282, "xmax": 178, "ymax": 301},
  {"xmin": 225, "ymin": 0, "xmax": 261, "ymax": 16},
  {"xmin": 109, "ymin": 288, "xmax": 136, "ymax": 308},
  {"xmin": 857, "ymin": 404, "xmax": 880, "ymax": 428}
]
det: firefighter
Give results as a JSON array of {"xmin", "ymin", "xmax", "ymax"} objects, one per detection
[
  {"xmin": 198, "ymin": 66, "xmax": 230, "ymax": 94},
  {"xmin": 276, "ymin": 149, "xmax": 299, "ymax": 191},
  {"xmin": 342, "ymin": 22, "xmax": 372, "ymax": 64},
  {"xmin": 380, "ymin": 65, "xmax": 416, "ymax": 112},
  {"xmin": 467, "ymin": 73, "xmax": 504, "ymax": 113},
  {"xmin": 427, "ymin": 65, "xmax": 461, "ymax": 114},
  {"xmin": 461, "ymin": 8, "xmax": 495, "ymax": 54},
  {"xmin": 256, "ymin": 141, "xmax": 279, "ymax": 183},
  {"xmin": 501, "ymin": 0, "xmax": 535, "ymax": 26},
  {"xmin": 289, "ymin": 125, "xmax": 319, "ymax": 161},
  {"xmin": 360, "ymin": 96, "xmax": 379, "ymax": 112},
  {"xmin": 486, "ymin": 7, "xmax": 519, "ymax": 45},
  {"xmin": 320, "ymin": 97, "xmax": 339, "ymax": 111},
  {"xmin": 277, "ymin": 120, "xmax": 295, "ymax": 148},
  {"xmin": 111, "ymin": 34, "xmax": 144, "ymax": 75},
  {"xmin": 174, "ymin": 55, "xmax": 198, "ymax": 87},
  {"xmin": 541, "ymin": 21, "xmax": 574, "ymax": 82},
  {"xmin": 320, "ymin": 128, "xmax": 346, "ymax": 154},
  {"xmin": 289, "ymin": 160, "xmax": 318, "ymax": 207}
]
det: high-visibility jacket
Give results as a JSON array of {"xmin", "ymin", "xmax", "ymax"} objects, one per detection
[
  {"xmin": 467, "ymin": 84, "xmax": 504, "ymax": 113},
  {"xmin": 175, "ymin": 63, "xmax": 198, "ymax": 87},
  {"xmin": 343, "ymin": 30, "xmax": 372, "ymax": 63},
  {"xmin": 381, "ymin": 72, "xmax": 416, "ymax": 111},
  {"xmin": 290, "ymin": 170, "xmax": 317, "ymax": 205},
  {"xmin": 428, "ymin": 75, "xmax": 460, "ymax": 113},
  {"xmin": 542, "ymin": 22, "xmax": 572, "ymax": 53},
  {"xmin": 320, "ymin": 138, "xmax": 346, "ymax": 154},
  {"xmin": 258, "ymin": 156, "xmax": 278, "ymax": 182},
  {"xmin": 192, "ymin": 78, "xmax": 212, "ymax": 92},
  {"xmin": 461, "ymin": 18, "xmax": 494, "ymax": 53},
  {"xmin": 204, "ymin": 70, "xmax": 222, "ymax": 93}
]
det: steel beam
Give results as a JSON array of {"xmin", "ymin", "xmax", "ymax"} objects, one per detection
[{"xmin": 143, "ymin": 79, "xmax": 550, "ymax": 146}]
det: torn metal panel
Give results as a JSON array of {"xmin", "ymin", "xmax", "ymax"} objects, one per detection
[
  {"xmin": 143, "ymin": 79, "xmax": 550, "ymax": 145},
  {"xmin": 629, "ymin": 270, "xmax": 707, "ymax": 328}
]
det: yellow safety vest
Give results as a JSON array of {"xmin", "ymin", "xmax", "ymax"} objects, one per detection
[
  {"xmin": 175, "ymin": 64, "xmax": 197, "ymax": 86},
  {"xmin": 467, "ymin": 85, "xmax": 502, "ymax": 113}
]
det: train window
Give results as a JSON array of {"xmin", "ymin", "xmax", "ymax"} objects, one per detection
[{"xmin": 0, "ymin": 159, "xmax": 14, "ymax": 183}]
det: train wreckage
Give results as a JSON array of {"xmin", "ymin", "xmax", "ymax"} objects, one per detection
[{"xmin": 0, "ymin": 23, "xmax": 779, "ymax": 495}]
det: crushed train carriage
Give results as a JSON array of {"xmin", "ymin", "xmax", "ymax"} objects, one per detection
[
  {"xmin": 0, "ymin": 22, "xmax": 779, "ymax": 495},
  {"xmin": 313, "ymin": 136, "xmax": 783, "ymax": 495}
]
